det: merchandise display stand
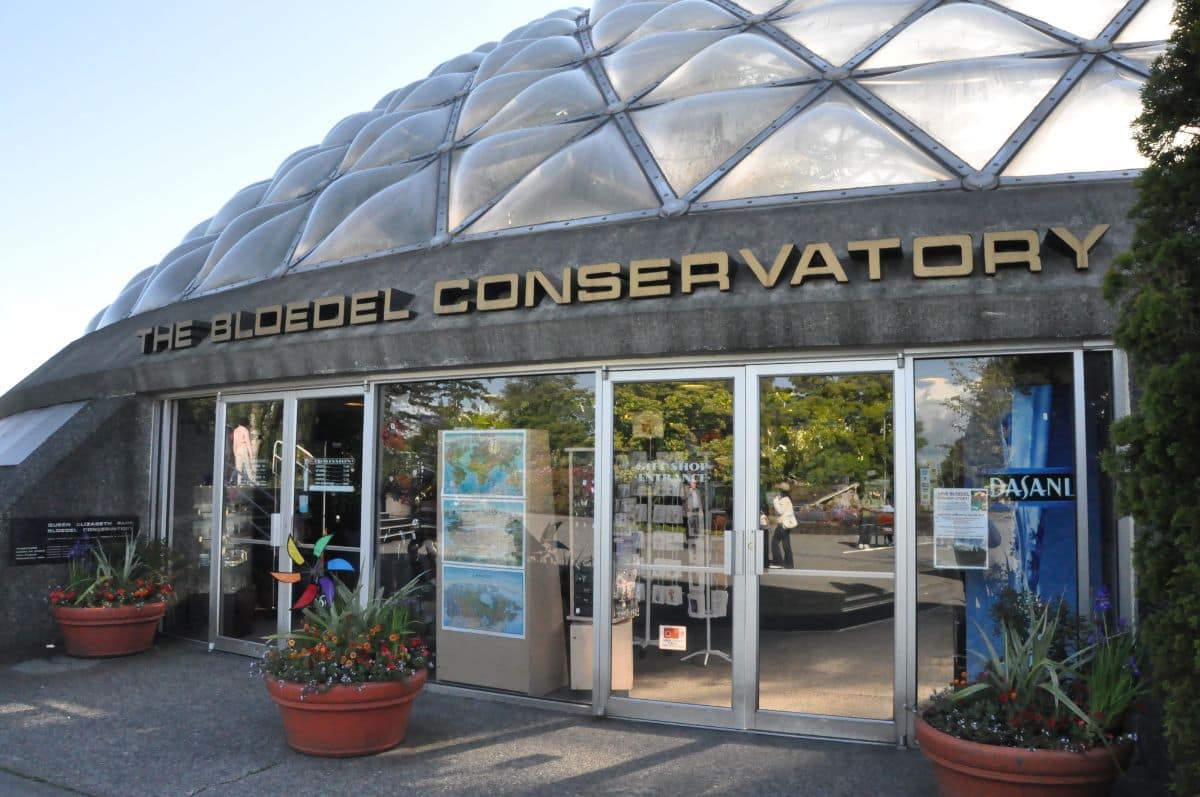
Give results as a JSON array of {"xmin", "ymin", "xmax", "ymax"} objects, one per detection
[{"xmin": 680, "ymin": 524, "xmax": 730, "ymax": 667}]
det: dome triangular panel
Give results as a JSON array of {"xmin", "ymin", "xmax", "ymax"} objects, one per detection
[
  {"xmin": 771, "ymin": 0, "xmax": 924, "ymax": 67},
  {"xmin": 632, "ymin": 85, "xmax": 811, "ymax": 195},
  {"xmin": 467, "ymin": 123, "xmax": 659, "ymax": 233},
  {"xmin": 993, "ymin": 1, "xmax": 1128, "ymax": 39},
  {"xmin": 861, "ymin": 56, "xmax": 1073, "ymax": 170},
  {"xmin": 1004, "ymin": 62, "xmax": 1148, "ymax": 177},
  {"xmin": 1116, "ymin": 0, "xmax": 1175, "ymax": 44},
  {"xmin": 643, "ymin": 32, "xmax": 818, "ymax": 103},
  {"xmin": 700, "ymin": 90, "xmax": 952, "ymax": 200},
  {"xmin": 863, "ymin": 5, "xmax": 1065, "ymax": 70},
  {"xmin": 604, "ymin": 30, "xmax": 729, "ymax": 99},
  {"xmin": 473, "ymin": 70, "xmax": 606, "ymax": 141}
]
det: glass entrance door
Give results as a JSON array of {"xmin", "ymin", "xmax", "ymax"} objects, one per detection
[
  {"xmin": 601, "ymin": 362, "xmax": 906, "ymax": 741},
  {"xmin": 211, "ymin": 390, "xmax": 367, "ymax": 654}
]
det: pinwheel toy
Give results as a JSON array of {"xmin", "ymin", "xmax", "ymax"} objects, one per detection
[{"xmin": 269, "ymin": 533, "xmax": 355, "ymax": 609}]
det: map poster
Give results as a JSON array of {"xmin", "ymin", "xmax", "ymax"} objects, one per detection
[
  {"xmin": 442, "ymin": 564, "xmax": 525, "ymax": 638},
  {"xmin": 441, "ymin": 430, "xmax": 526, "ymax": 498},
  {"xmin": 933, "ymin": 487, "xmax": 989, "ymax": 570},
  {"xmin": 442, "ymin": 498, "xmax": 525, "ymax": 567}
]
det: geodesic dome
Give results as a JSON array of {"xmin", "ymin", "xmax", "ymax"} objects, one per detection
[{"xmin": 88, "ymin": 0, "xmax": 1172, "ymax": 332}]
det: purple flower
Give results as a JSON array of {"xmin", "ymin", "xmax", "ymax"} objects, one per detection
[
  {"xmin": 67, "ymin": 533, "xmax": 92, "ymax": 560},
  {"xmin": 1126, "ymin": 656, "xmax": 1142, "ymax": 679},
  {"xmin": 1094, "ymin": 586, "xmax": 1112, "ymax": 614}
]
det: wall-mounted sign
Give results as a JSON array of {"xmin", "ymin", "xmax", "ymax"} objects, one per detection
[
  {"xmin": 304, "ymin": 456, "xmax": 356, "ymax": 493},
  {"xmin": 9, "ymin": 516, "xmax": 139, "ymax": 566},
  {"xmin": 933, "ymin": 488, "xmax": 988, "ymax": 570},
  {"xmin": 137, "ymin": 224, "xmax": 1110, "ymax": 355}
]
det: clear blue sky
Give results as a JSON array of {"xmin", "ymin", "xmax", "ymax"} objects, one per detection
[{"xmin": 0, "ymin": 0, "xmax": 570, "ymax": 396}]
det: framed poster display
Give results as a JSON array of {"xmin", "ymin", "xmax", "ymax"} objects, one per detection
[{"xmin": 933, "ymin": 487, "xmax": 989, "ymax": 569}]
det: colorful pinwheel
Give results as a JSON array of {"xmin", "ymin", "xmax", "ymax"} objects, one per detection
[{"xmin": 269, "ymin": 534, "xmax": 355, "ymax": 609}]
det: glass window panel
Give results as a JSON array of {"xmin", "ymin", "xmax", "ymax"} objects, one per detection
[
  {"xmin": 300, "ymin": 163, "xmax": 439, "ymax": 266},
  {"xmin": 611, "ymin": 378, "xmax": 735, "ymax": 707},
  {"xmin": 592, "ymin": 2, "xmax": 673, "ymax": 51},
  {"xmin": 913, "ymin": 354, "xmax": 1078, "ymax": 700},
  {"xmin": 457, "ymin": 68, "xmax": 564, "ymax": 138},
  {"xmin": 863, "ymin": 5, "xmax": 1063, "ymax": 70},
  {"xmin": 1116, "ymin": 42, "xmax": 1169, "ymax": 69},
  {"xmin": 164, "ymin": 398, "xmax": 216, "ymax": 642},
  {"xmin": 205, "ymin": 181, "xmax": 270, "ymax": 236},
  {"xmin": 1083, "ymin": 352, "xmax": 1122, "ymax": 611},
  {"xmin": 293, "ymin": 397, "xmax": 364, "ymax": 552},
  {"xmin": 220, "ymin": 400, "xmax": 284, "ymax": 641},
  {"xmin": 193, "ymin": 198, "xmax": 305, "ymax": 289},
  {"xmin": 449, "ymin": 121, "xmax": 594, "ymax": 230},
  {"xmin": 618, "ymin": 0, "xmax": 740, "ymax": 50},
  {"xmin": 350, "ymin": 106, "xmax": 452, "ymax": 172},
  {"xmin": 262, "ymin": 145, "xmax": 347, "ymax": 204},
  {"xmin": 1004, "ymin": 61, "xmax": 1148, "ymax": 176},
  {"xmin": 292, "ymin": 161, "xmax": 430, "ymax": 265},
  {"xmin": 735, "ymin": 0, "xmax": 790, "ymax": 12},
  {"xmin": 377, "ymin": 375, "xmax": 596, "ymax": 701},
  {"xmin": 132, "ymin": 241, "xmax": 214, "ymax": 313},
  {"xmin": 603, "ymin": 29, "xmax": 729, "ymax": 99},
  {"xmin": 194, "ymin": 200, "xmax": 311, "ymax": 293},
  {"xmin": 632, "ymin": 85, "xmax": 810, "ymax": 195},
  {"xmin": 341, "ymin": 109, "xmax": 424, "ymax": 172},
  {"xmin": 861, "ymin": 56, "xmax": 1072, "ymax": 170},
  {"xmin": 993, "ymin": 0, "xmax": 1128, "ymax": 39},
  {"xmin": 397, "ymin": 71, "xmax": 472, "ymax": 110},
  {"xmin": 701, "ymin": 91, "xmax": 952, "ymax": 201},
  {"xmin": 1115, "ymin": 0, "xmax": 1175, "ymax": 43},
  {"xmin": 321, "ymin": 110, "xmax": 383, "ymax": 148},
  {"xmin": 472, "ymin": 70, "xmax": 606, "ymax": 142},
  {"xmin": 475, "ymin": 38, "xmax": 538, "ymax": 84},
  {"xmin": 491, "ymin": 36, "xmax": 584, "ymax": 79},
  {"xmin": 643, "ymin": 32, "xmax": 818, "ymax": 104},
  {"xmin": 466, "ymin": 123, "xmax": 659, "ymax": 233},
  {"xmin": 772, "ymin": 0, "xmax": 924, "ymax": 67}
]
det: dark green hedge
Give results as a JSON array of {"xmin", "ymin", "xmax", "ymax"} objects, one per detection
[{"xmin": 1104, "ymin": 2, "xmax": 1200, "ymax": 793}]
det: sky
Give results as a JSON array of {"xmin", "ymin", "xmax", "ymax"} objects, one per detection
[{"xmin": 0, "ymin": 0, "xmax": 572, "ymax": 397}]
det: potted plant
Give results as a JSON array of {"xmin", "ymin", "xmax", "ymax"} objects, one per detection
[
  {"xmin": 257, "ymin": 544, "xmax": 430, "ymax": 757},
  {"xmin": 915, "ymin": 587, "xmax": 1144, "ymax": 797},
  {"xmin": 48, "ymin": 534, "xmax": 174, "ymax": 657}
]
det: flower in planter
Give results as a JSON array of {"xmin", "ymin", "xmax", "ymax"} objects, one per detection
[
  {"xmin": 920, "ymin": 587, "xmax": 1145, "ymax": 753},
  {"xmin": 256, "ymin": 577, "xmax": 431, "ymax": 695},
  {"xmin": 47, "ymin": 534, "xmax": 174, "ymax": 608}
]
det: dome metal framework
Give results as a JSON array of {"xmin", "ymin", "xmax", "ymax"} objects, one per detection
[{"xmin": 89, "ymin": 0, "xmax": 1173, "ymax": 332}]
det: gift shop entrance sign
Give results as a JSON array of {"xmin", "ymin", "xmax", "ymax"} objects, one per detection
[{"xmin": 136, "ymin": 225, "xmax": 1108, "ymax": 355}]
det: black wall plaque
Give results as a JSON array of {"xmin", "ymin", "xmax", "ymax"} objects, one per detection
[{"xmin": 9, "ymin": 517, "xmax": 139, "ymax": 565}]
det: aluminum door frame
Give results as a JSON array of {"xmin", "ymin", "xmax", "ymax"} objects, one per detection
[
  {"xmin": 743, "ymin": 360, "xmax": 910, "ymax": 743},
  {"xmin": 597, "ymin": 366, "xmax": 748, "ymax": 730},
  {"xmin": 210, "ymin": 385, "xmax": 369, "ymax": 656}
]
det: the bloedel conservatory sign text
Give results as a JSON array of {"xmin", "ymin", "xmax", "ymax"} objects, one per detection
[{"xmin": 136, "ymin": 224, "xmax": 1108, "ymax": 355}]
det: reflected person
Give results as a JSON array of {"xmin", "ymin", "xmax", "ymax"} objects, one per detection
[{"xmin": 770, "ymin": 482, "xmax": 796, "ymax": 569}]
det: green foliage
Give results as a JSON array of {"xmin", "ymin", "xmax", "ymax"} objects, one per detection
[
  {"xmin": 922, "ymin": 590, "xmax": 1144, "ymax": 753},
  {"xmin": 1103, "ymin": 3, "xmax": 1200, "ymax": 791},
  {"xmin": 48, "ymin": 535, "xmax": 174, "ymax": 608},
  {"xmin": 258, "ymin": 578, "xmax": 430, "ymax": 693}
]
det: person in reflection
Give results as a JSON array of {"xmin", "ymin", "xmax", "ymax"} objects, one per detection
[
  {"xmin": 770, "ymin": 482, "xmax": 796, "ymax": 569},
  {"xmin": 683, "ymin": 474, "xmax": 703, "ymax": 549}
]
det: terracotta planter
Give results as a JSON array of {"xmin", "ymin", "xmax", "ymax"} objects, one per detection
[
  {"xmin": 52, "ymin": 602, "xmax": 167, "ymax": 657},
  {"xmin": 915, "ymin": 716, "xmax": 1132, "ymax": 797},
  {"xmin": 265, "ymin": 669, "xmax": 427, "ymax": 757}
]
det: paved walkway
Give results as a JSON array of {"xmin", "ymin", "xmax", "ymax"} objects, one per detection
[{"xmin": 0, "ymin": 638, "xmax": 941, "ymax": 796}]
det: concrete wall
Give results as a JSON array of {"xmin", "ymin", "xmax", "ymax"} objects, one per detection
[
  {"xmin": 0, "ymin": 397, "xmax": 154, "ymax": 653},
  {"xmin": 0, "ymin": 181, "xmax": 1134, "ymax": 418}
]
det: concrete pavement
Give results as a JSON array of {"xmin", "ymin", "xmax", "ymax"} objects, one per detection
[{"xmin": 0, "ymin": 637, "xmax": 941, "ymax": 796}]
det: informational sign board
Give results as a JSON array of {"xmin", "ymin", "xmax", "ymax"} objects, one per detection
[
  {"xmin": 933, "ymin": 488, "xmax": 988, "ymax": 570},
  {"xmin": 660, "ymin": 625, "xmax": 687, "ymax": 651},
  {"xmin": 305, "ymin": 456, "xmax": 356, "ymax": 492},
  {"xmin": 9, "ymin": 517, "xmax": 139, "ymax": 565}
]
